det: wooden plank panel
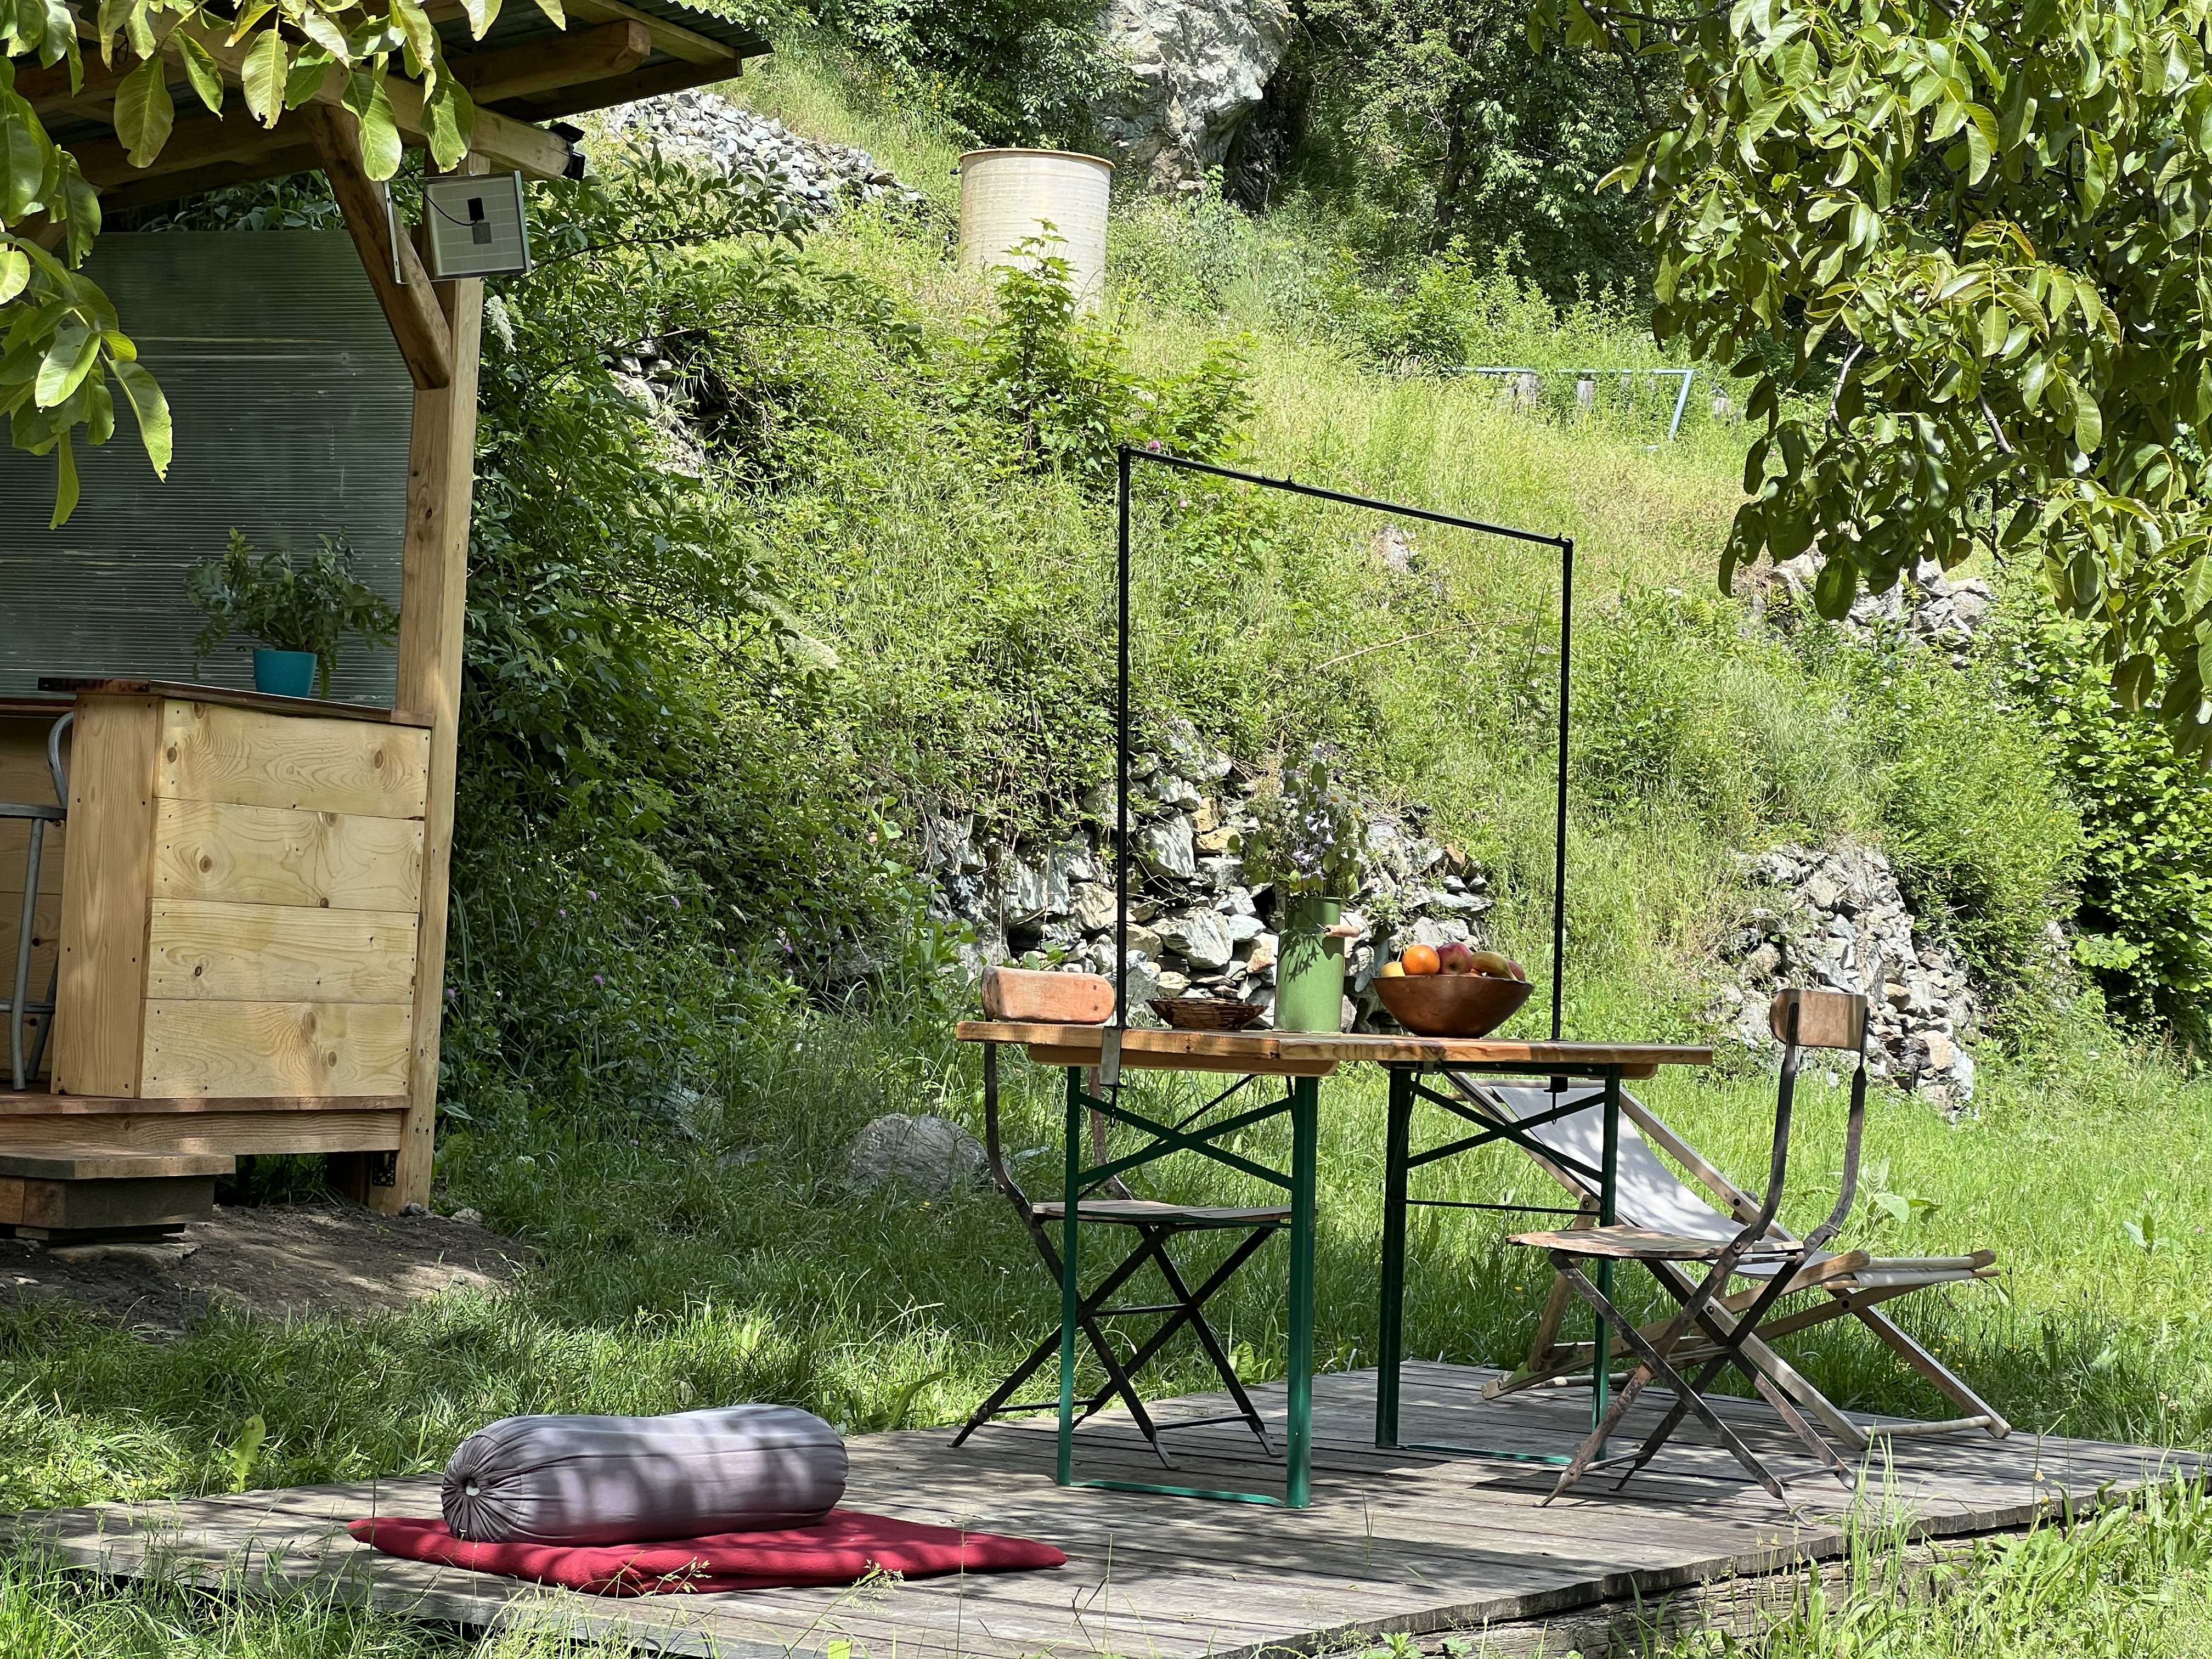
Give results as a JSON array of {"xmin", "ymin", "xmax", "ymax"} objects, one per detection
[
  {"xmin": 0, "ymin": 1108, "xmax": 404, "ymax": 1154},
  {"xmin": 0, "ymin": 889, "xmax": 61, "ymax": 978},
  {"xmin": 156, "ymin": 701, "xmax": 430, "ymax": 819},
  {"xmin": 139, "ymin": 1001, "xmax": 412, "ymax": 1098},
  {"xmin": 0, "ymin": 822, "xmax": 65, "ymax": 893},
  {"xmin": 145, "ymin": 901, "xmax": 417, "ymax": 1004},
  {"xmin": 153, "ymin": 799, "xmax": 422, "ymax": 911},
  {"xmin": 54, "ymin": 696, "xmax": 161, "ymax": 1097}
]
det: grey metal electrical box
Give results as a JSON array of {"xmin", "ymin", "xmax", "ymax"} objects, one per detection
[{"xmin": 421, "ymin": 172, "xmax": 532, "ymax": 279}]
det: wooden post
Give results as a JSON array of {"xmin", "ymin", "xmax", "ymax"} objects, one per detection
[{"xmin": 373, "ymin": 155, "xmax": 488, "ymax": 1215}]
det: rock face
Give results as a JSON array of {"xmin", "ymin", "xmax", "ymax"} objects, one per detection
[
  {"xmin": 845, "ymin": 1114, "xmax": 989, "ymax": 1192},
  {"xmin": 598, "ymin": 93, "xmax": 929, "ymax": 218},
  {"xmin": 921, "ymin": 719, "xmax": 1489, "ymax": 1028},
  {"xmin": 1765, "ymin": 552, "xmax": 1995, "ymax": 667},
  {"xmin": 1708, "ymin": 841, "xmax": 1980, "ymax": 1110},
  {"xmin": 1094, "ymin": 0, "xmax": 1293, "ymax": 190}
]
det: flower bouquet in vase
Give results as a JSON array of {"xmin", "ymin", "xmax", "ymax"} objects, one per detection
[{"xmin": 1239, "ymin": 751, "xmax": 1364, "ymax": 1032}]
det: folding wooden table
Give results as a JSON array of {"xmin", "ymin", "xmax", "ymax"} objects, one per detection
[{"xmin": 955, "ymin": 1021, "xmax": 1711, "ymax": 1508}]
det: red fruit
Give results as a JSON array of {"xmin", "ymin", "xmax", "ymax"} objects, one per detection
[
  {"xmin": 1437, "ymin": 941, "xmax": 1475, "ymax": 974},
  {"xmin": 1508, "ymin": 959, "xmax": 1528, "ymax": 982}
]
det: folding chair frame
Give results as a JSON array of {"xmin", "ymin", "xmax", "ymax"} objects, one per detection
[
  {"xmin": 957, "ymin": 1045, "xmax": 1292, "ymax": 1492},
  {"xmin": 1455, "ymin": 1076, "xmax": 2009, "ymax": 1448}
]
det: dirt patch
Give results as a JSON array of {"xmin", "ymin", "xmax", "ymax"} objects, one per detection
[{"xmin": 0, "ymin": 1203, "xmax": 533, "ymax": 1338}]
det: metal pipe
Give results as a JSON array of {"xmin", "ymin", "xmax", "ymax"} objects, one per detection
[
  {"xmin": 1552, "ymin": 537, "xmax": 1575, "ymax": 1042},
  {"xmin": 1115, "ymin": 444, "xmax": 1132, "ymax": 1032}
]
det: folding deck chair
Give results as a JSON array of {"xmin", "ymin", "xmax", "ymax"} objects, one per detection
[
  {"xmin": 955, "ymin": 972, "xmax": 1289, "ymax": 1465},
  {"xmin": 1471, "ymin": 989, "xmax": 2003, "ymax": 1499}
]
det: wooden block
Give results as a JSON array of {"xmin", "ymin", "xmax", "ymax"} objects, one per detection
[
  {"xmin": 0, "ymin": 1175, "xmax": 20, "ymax": 1224},
  {"xmin": 153, "ymin": 800, "xmax": 422, "ymax": 911},
  {"xmin": 55, "ymin": 696, "xmax": 161, "ymax": 1098},
  {"xmin": 16, "ymin": 1174, "xmax": 215, "ymax": 1232},
  {"xmin": 0, "ymin": 1108, "xmax": 404, "ymax": 1155},
  {"xmin": 0, "ymin": 1148, "xmax": 233, "ymax": 1180},
  {"xmin": 155, "ymin": 701, "xmax": 430, "ymax": 819},
  {"xmin": 146, "ymin": 901, "xmax": 418, "ymax": 1004},
  {"xmin": 139, "ymin": 1001, "xmax": 413, "ymax": 1099},
  {"xmin": 981, "ymin": 964, "xmax": 1115, "ymax": 1024},
  {"xmin": 1769, "ymin": 989, "xmax": 1867, "ymax": 1052}
]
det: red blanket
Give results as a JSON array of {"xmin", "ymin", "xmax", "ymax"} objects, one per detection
[{"xmin": 347, "ymin": 1509, "xmax": 1068, "ymax": 1596}]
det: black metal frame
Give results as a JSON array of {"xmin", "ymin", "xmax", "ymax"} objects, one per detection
[{"xmin": 1113, "ymin": 446, "xmax": 1577, "ymax": 1041}]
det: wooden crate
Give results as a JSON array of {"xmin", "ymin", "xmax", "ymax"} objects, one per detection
[{"xmin": 53, "ymin": 695, "xmax": 430, "ymax": 1101}]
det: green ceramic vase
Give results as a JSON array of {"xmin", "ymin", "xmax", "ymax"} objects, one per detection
[{"xmin": 1273, "ymin": 895, "xmax": 1347, "ymax": 1032}]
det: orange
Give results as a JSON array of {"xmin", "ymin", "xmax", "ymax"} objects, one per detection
[{"xmin": 1401, "ymin": 944, "xmax": 1441, "ymax": 976}]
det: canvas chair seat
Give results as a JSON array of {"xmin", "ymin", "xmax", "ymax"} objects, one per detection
[
  {"xmin": 1479, "ymin": 1084, "xmax": 1988, "ymax": 1287},
  {"xmin": 1031, "ymin": 1199, "xmax": 1291, "ymax": 1227},
  {"xmin": 1508, "ymin": 1224, "xmax": 1856, "ymax": 1266}
]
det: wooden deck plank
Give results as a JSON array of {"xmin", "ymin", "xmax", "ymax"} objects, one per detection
[{"xmin": 9, "ymin": 1364, "xmax": 2196, "ymax": 1659}]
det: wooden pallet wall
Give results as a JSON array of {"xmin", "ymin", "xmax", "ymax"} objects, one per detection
[{"xmin": 55, "ymin": 696, "xmax": 428, "ymax": 1100}]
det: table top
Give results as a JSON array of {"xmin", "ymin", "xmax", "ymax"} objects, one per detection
[{"xmin": 956, "ymin": 1020, "xmax": 1713, "ymax": 1079}]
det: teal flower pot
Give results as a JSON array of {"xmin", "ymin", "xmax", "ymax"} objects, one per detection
[{"xmin": 253, "ymin": 649, "xmax": 318, "ymax": 697}]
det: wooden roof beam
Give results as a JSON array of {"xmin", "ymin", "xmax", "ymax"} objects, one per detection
[
  {"xmin": 299, "ymin": 101, "xmax": 454, "ymax": 392},
  {"xmin": 492, "ymin": 53, "xmax": 738, "ymax": 122},
  {"xmin": 560, "ymin": 0, "xmax": 737, "ymax": 65},
  {"xmin": 452, "ymin": 20, "xmax": 651, "ymax": 104}
]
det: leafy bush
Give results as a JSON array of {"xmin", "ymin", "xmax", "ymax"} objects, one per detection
[
  {"xmin": 1998, "ymin": 602, "xmax": 2212, "ymax": 1045},
  {"xmin": 952, "ymin": 239, "xmax": 1254, "ymax": 483}
]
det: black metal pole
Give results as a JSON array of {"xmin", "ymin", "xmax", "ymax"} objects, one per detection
[
  {"xmin": 1551, "ymin": 536, "xmax": 1575, "ymax": 1043},
  {"xmin": 1116, "ymin": 444, "xmax": 1132, "ymax": 1030}
]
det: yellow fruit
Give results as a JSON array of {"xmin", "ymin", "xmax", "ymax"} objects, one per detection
[
  {"xmin": 1378, "ymin": 960, "xmax": 1406, "ymax": 978},
  {"xmin": 1470, "ymin": 950, "xmax": 1515, "ymax": 977}
]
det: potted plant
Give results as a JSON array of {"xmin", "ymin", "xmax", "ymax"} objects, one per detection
[
  {"xmin": 187, "ymin": 530, "xmax": 398, "ymax": 698},
  {"xmin": 1238, "ymin": 750, "xmax": 1365, "ymax": 1032}
]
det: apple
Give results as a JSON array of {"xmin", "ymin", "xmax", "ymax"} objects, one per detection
[
  {"xmin": 1401, "ymin": 944, "xmax": 1440, "ymax": 976},
  {"xmin": 1469, "ymin": 950, "xmax": 1514, "ymax": 978},
  {"xmin": 1507, "ymin": 959, "xmax": 1528, "ymax": 981},
  {"xmin": 1437, "ymin": 941, "xmax": 1475, "ymax": 974}
]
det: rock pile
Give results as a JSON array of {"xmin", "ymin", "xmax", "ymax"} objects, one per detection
[
  {"xmin": 597, "ymin": 92, "xmax": 929, "ymax": 218},
  {"xmin": 1708, "ymin": 841, "xmax": 1980, "ymax": 1109},
  {"xmin": 1765, "ymin": 552, "xmax": 1995, "ymax": 668},
  {"xmin": 922, "ymin": 721, "xmax": 1492, "ymax": 1028}
]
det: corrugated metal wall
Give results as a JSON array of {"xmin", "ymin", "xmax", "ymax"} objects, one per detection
[{"xmin": 0, "ymin": 232, "xmax": 410, "ymax": 704}]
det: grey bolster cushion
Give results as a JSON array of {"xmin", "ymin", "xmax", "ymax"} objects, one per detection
[{"xmin": 442, "ymin": 1404, "xmax": 849, "ymax": 1544}]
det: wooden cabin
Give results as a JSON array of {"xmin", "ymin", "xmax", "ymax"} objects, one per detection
[{"xmin": 0, "ymin": 0, "xmax": 766, "ymax": 1235}]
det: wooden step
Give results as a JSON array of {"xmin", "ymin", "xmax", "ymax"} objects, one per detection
[
  {"xmin": 0, "ymin": 1091, "xmax": 403, "ymax": 1155},
  {"xmin": 0, "ymin": 1143, "xmax": 234, "ymax": 1240}
]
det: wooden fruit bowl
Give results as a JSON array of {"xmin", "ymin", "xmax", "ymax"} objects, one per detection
[
  {"xmin": 1148, "ymin": 997, "xmax": 1267, "ymax": 1032},
  {"xmin": 1374, "ymin": 972, "xmax": 1533, "ymax": 1038}
]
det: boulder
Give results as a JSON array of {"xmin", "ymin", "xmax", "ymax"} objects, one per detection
[
  {"xmin": 1160, "ymin": 909, "xmax": 1235, "ymax": 969},
  {"xmin": 846, "ymin": 1115, "xmax": 986, "ymax": 1192},
  {"xmin": 1137, "ymin": 814, "xmax": 1197, "ymax": 879},
  {"xmin": 1094, "ymin": 0, "xmax": 1294, "ymax": 190}
]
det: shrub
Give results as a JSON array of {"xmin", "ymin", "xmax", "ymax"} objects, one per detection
[{"xmin": 1997, "ymin": 601, "xmax": 2212, "ymax": 1046}]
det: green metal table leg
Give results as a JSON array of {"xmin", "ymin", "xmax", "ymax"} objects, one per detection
[
  {"xmin": 1286, "ymin": 1074, "xmax": 1319, "ymax": 1509},
  {"xmin": 1057, "ymin": 1065, "xmax": 1082, "ymax": 1487},
  {"xmin": 1592, "ymin": 1067, "xmax": 1621, "ymax": 1444},
  {"xmin": 1376, "ymin": 1065, "xmax": 1412, "ymax": 1449}
]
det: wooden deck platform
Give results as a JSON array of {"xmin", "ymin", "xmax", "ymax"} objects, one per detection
[{"xmin": 7, "ymin": 1363, "xmax": 2196, "ymax": 1657}]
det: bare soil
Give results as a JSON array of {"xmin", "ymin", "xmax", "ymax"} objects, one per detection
[{"xmin": 0, "ymin": 1203, "xmax": 533, "ymax": 1338}]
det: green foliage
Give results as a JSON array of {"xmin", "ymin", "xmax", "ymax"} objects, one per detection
[
  {"xmin": 1553, "ymin": 0, "xmax": 2212, "ymax": 756},
  {"xmin": 184, "ymin": 529, "xmax": 397, "ymax": 697},
  {"xmin": 952, "ymin": 238, "xmax": 1254, "ymax": 482},
  {"xmin": 794, "ymin": 2, "xmax": 1121, "ymax": 147},
  {"xmin": 1290, "ymin": 0, "xmax": 1658, "ymax": 292},
  {"xmin": 1999, "ymin": 602, "xmax": 2212, "ymax": 1045},
  {"xmin": 1239, "ymin": 748, "xmax": 1367, "ymax": 900}
]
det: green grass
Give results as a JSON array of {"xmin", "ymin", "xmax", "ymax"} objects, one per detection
[{"xmin": 3, "ymin": 41, "xmax": 2202, "ymax": 1659}]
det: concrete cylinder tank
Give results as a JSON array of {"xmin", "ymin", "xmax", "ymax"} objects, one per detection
[{"xmin": 957, "ymin": 149, "xmax": 1114, "ymax": 312}]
